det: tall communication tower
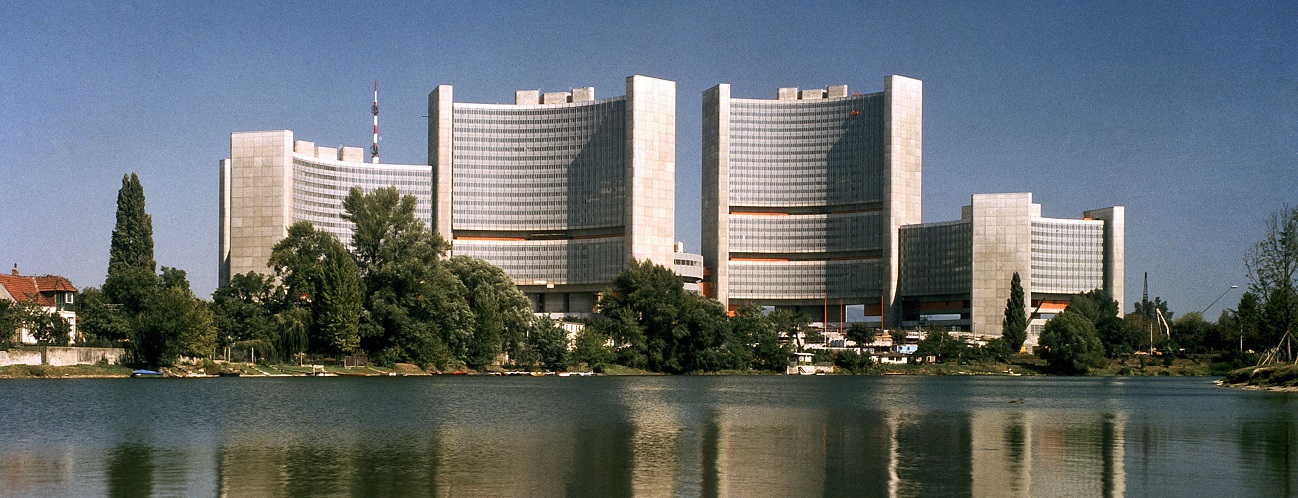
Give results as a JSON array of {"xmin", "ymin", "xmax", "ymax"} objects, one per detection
[{"xmin": 371, "ymin": 80, "xmax": 380, "ymax": 163}]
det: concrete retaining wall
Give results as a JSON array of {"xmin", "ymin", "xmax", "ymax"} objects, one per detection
[{"xmin": 0, "ymin": 347, "xmax": 127, "ymax": 366}]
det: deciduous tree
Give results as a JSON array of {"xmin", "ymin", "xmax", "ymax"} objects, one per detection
[
  {"xmin": 344, "ymin": 187, "xmax": 469, "ymax": 368},
  {"xmin": 527, "ymin": 317, "xmax": 570, "ymax": 372},
  {"xmin": 447, "ymin": 256, "xmax": 532, "ymax": 370},
  {"xmin": 1245, "ymin": 205, "xmax": 1298, "ymax": 353},
  {"xmin": 1037, "ymin": 310, "xmax": 1105, "ymax": 375}
]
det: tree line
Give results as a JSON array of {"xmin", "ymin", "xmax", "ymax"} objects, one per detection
[{"xmin": 61, "ymin": 174, "xmax": 1298, "ymax": 375}]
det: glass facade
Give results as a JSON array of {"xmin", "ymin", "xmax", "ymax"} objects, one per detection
[
  {"xmin": 729, "ymin": 96, "xmax": 884, "ymax": 207},
  {"xmin": 451, "ymin": 99, "xmax": 627, "ymax": 232},
  {"xmin": 1031, "ymin": 219, "xmax": 1105, "ymax": 294},
  {"xmin": 726, "ymin": 93, "xmax": 887, "ymax": 300},
  {"xmin": 291, "ymin": 156, "xmax": 432, "ymax": 248},
  {"xmin": 730, "ymin": 212, "xmax": 881, "ymax": 254},
  {"xmin": 453, "ymin": 238, "xmax": 624, "ymax": 285},
  {"xmin": 449, "ymin": 97, "xmax": 630, "ymax": 286},
  {"xmin": 899, "ymin": 220, "xmax": 973, "ymax": 296},
  {"xmin": 730, "ymin": 260, "xmax": 883, "ymax": 300}
]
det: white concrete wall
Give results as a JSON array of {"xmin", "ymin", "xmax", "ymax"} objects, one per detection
[
  {"xmin": 884, "ymin": 75, "xmax": 923, "ymax": 326},
  {"xmin": 1083, "ymin": 206, "xmax": 1125, "ymax": 314},
  {"xmin": 625, "ymin": 75, "xmax": 676, "ymax": 268},
  {"xmin": 969, "ymin": 193, "xmax": 1034, "ymax": 336},
  {"xmin": 702, "ymin": 83, "xmax": 731, "ymax": 306},
  {"xmin": 0, "ymin": 347, "xmax": 126, "ymax": 366},
  {"xmin": 226, "ymin": 130, "xmax": 294, "ymax": 280},
  {"xmin": 429, "ymin": 85, "xmax": 455, "ymax": 242}
]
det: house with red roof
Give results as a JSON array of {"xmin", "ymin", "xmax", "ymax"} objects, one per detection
[{"xmin": 0, "ymin": 264, "xmax": 78, "ymax": 345}]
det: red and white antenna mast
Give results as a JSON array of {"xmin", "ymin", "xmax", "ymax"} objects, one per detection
[{"xmin": 370, "ymin": 80, "xmax": 380, "ymax": 163}]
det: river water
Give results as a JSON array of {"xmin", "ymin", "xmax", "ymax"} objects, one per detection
[{"xmin": 0, "ymin": 375, "xmax": 1293, "ymax": 497}]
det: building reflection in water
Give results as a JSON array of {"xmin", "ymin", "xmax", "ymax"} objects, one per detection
[{"xmin": 4, "ymin": 378, "xmax": 1298, "ymax": 497}]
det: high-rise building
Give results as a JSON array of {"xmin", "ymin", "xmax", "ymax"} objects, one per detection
[
  {"xmin": 898, "ymin": 193, "xmax": 1124, "ymax": 344},
  {"xmin": 702, "ymin": 75, "xmax": 922, "ymax": 324},
  {"xmin": 219, "ymin": 131, "xmax": 432, "ymax": 286},
  {"xmin": 429, "ymin": 75, "xmax": 676, "ymax": 313}
]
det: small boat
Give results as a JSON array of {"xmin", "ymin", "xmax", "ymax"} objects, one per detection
[
  {"xmin": 218, "ymin": 371, "xmax": 241, "ymax": 377},
  {"xmin": 131, "ymin": 369, "xmax": 163, "ymax": 378}
]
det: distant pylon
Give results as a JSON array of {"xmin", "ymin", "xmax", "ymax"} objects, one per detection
[{"xmin": 371, "ymin": 80, "xmax": 380, "ymax": 163}]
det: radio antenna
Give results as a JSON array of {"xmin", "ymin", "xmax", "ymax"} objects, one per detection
[{"xmin": 370, "ymin": 80, "xmax": 380, "ymax": 163}]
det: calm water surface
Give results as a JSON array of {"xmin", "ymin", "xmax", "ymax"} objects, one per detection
[{"xmin": 0, "ymin": 375, "xmax": 1294, "ymax": 497}]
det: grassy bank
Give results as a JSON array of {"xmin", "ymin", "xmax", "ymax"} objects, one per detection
[
  {"xmin": 1221, "ymin": 364, "xmax": 1298, "ymax": 390},
  {"xmin": 0, "ymin": 364, "xmax": 135, "ymax": 378}
]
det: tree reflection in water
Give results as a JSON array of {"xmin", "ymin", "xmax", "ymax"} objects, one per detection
[{"xmin": 0, "ymin": 377, "xmax": 1294, "ymax": 497}]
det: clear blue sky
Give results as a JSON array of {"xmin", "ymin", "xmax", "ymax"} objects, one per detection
[{"xmin": 2, "ymin": 1, "xmax": 1294, "ymax": 318}]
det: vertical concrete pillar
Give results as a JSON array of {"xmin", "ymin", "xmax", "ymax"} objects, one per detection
[
  {"xmin": 1083, "ymin": 206, "xmax": 1125, "ymax": 314},
  {"xmin": 219, "ymin": 158, "xmax": 231, "ymax": 286},
  {"xmin": 625, "ymin": 75, "xmax": 676, "ymax": 268},
  {"xmin": 702, "ymin": 83, "xmax": 731, "ymax": 306},
  {"xmin": 429, "ymin": 85, "xmax": 455, "ymax": 245},
  {"xmin": 884, "ymin": 75, "xmax": 923, "ymax": 324}
]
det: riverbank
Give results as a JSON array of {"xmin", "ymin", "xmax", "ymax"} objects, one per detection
[
  {"xmin": 1218, "ymin": 364, "xmax": 1298, "ymax": 392},
  {"xmin": 0, "ymin": 364, "xmax": 135, "ymax": 378},
  {"xmin": 0, "ymin": 355, "xmax": 1222, "ymax": 379}
]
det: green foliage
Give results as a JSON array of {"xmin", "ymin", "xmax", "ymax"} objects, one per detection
[
  {"xmin": 447, "ymin": 256, "xmax": 532, "ymax": 370},
  {"xmin": 592, "ymin": 260, "xmax": 748, "ymax": 373},
  {"xmin": 104, "ymin": 173, "xmax": 156, "ymax": 313},
  {"xmin": 316, "ymin": 242, "xmax": 363, "ymax": 355},
  {"xmin": 831, "ymin": 349, "xmax": 875, "ymax": 374},
  {"xmin": 596, "ymin": 260, "xmax": 684, "ymax": 372},
  {"xmin": 1002, "ymin": 272, "xmax": 1028, "ymax": 352},
  {"xmin": 77, "ymin": 287, "xmax": 132, "ymax": 343},
  {"xmin": 913, "ymin": 329, "xmax": 965, "ymax": 363},
  {"xmin": 0, "ymin": 300, "xmax": 16, "ymax": 349},
  {"xmin": 769, "ymin": 309, "xmax": 813, "ymax": 350},
  {"xmin": 1064, "ymin": 289, "xmax": 1130, "ymax": 358},
  {"xmin": 1244, "ymin": 205, "xmax": 1298, "ymax": 354},
  {"xmin": 344, "ymin": 187, "xmax": 469, "ymax": 368},
  {"xmin": 890, "ymin": 328, "xmax": 908, "ymax": 347},
  {"xmin": 981, "ymin": 337, "xmax": 1014, "ymax": 363},
  {"xmin": 0, "ymin": 299, "xmax": 72, "ymax": 347},
  {"xmin": 527, "ymin": 317, "xmax": 570, "ymax": 371},
  {"xmin": 268, "ymin": 222, "xmax": 366, "ymax": 356},
  {"xmin": 845, "ymin": 322, "xmax": 878, "ymax": 349},
  {"xmin": 1037, "ymin": 310, "xmax": 1105, "ymax": 375},
  {"xmin": 1171, "ymin": 312, "xmax": 1211, "ymax": 354},
  {"xmin": 211, "ymin": 272, "xmax": 277, "ymax": 347},
  {"xmin": 1133, "ymin": 296, "xmax": 1173, "ymax": 323},
  {"xmin": 134, "ymin": 282, "xmax": 216, "ymax": 368},
  {"xmin": 1235, "ymin": 291, "xmax": 1264, "ymax": 350},
  {"xmin": 28, "ymin": 307, "xmax": 72, "ymax": 346},
  {"xmin": 732, "ymin": 304, "xmax": 789, "ymax": 372},
  {"xmin": 572, "ymin": 325, "xmax": 614, "ymax": 371},
  {"xmin": 680, "ymin": 293, "xmax": 744, "ymax": 372}
]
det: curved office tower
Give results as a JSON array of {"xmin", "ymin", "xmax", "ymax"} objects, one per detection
[
  {"xmin": 703, "ymin": 76, "xmax": 922, "ymax": 324},
  {"xmin": 219, "ymin": 130, "xmax": 431, "ymax": 286},
  {"xmin": 429, "ymin": 76, "xmax": 675, "ymax": 314}
]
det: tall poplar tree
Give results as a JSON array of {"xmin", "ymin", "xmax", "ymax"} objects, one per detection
[
  {"xmin": 1002, "ymin": 272, "xmax": 1028, "ymax": 352},
  {"xmin": 103, "ymin": 173, "xmax": 157, "ymax": 313}
]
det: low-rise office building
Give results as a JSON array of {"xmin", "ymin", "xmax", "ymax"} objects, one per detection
[{"xmin": 898, "ymin": 193, "xmax": 1124, "ymax": 345}]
